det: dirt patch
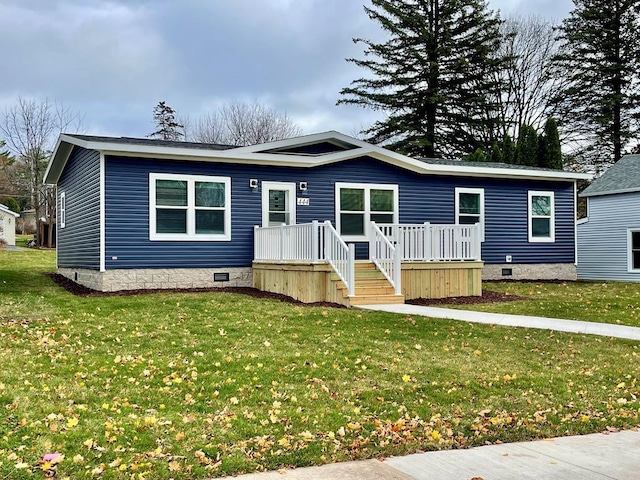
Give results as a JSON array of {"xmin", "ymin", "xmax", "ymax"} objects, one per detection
[
  {"xmin": 407, "ymin": 290, "xmax": 526, "ymax": 306},
  {"xmin": 44, "ymin": 273, "xmax": 345, "ymax": 308}
]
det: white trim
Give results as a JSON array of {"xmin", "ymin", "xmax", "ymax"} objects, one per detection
[
  {"xmin": 455, "ymin": 187, "xmax": 485, "ymax": 242},
  {"xmin": 528, "ymin": 190, "xmax": 555, "ymax": 243},
  {"xmin": 0, "ymin": 204, "xmax": 20, "ymax": 217},
  {"xmin": 99, "ymin": 153, "xmax": 106, "ymax": 272},
  {"xmin": 149, "ymin": 173, "xmax": 231, "ymax": 241},
  {"xmin": 335, "ymin": 182, "xmax": 399, "ymax": 241},
  {"xmin": 46, "ymin": 131, "xmax": 592, "ymax": 185},
  {"xmin": 261, "ymin": 181, "xmax": 296, "ymax": 227},
  {"xmin": 59, "ymin": 191, "xmax": 66, "ymax": 228},
  {"xmin": 628, "ymin": 228, "xmax": 640, "ymax": 273}
]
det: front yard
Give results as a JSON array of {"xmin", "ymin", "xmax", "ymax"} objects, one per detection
[
  {"xmin": 450, "ymin": 280, "xmax": 640, "ymax": 328},
  {"xmin": 1, "ymin": 246, "xmax": 639, "ymax": 478}
]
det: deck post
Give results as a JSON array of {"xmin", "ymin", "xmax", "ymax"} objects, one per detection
[
  {"xmin": 312, "ymin": 220, "xmax": 319, "ymax": 262},
  {"xmin": 475, "ymin": 223, "xmax": 482, "ymax": 260},
  {"xmin": 423, "ymin": 222, "xmax": 431, "ymax": 261},
  {"xmin": 254, "ymin": 225, "xmax": 259, "ymax": 260},
  {"xmin": 348, "ymin": 244, "xmax": 355, "ymax": 297},
  {"xmin": 394, "ymin": 240, "xmax": 402, "ymax": 296}
]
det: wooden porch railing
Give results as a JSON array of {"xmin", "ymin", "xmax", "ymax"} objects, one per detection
[
  {"xmin": 369, "ymin": 222, "xmax": 402, "ymax": 295},
  {"xmin": 377, "ymin": 223, "xmax": 482, "ymax": 261},
  {"xmin": 254, "ymin": 221, "xmax": 355, "ymax": 296}
]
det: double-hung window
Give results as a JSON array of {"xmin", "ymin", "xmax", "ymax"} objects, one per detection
[
  {"xmin": 59, "ymin": 191, "xmax": 66, "ymax": 229},
  {"xmin": 628, "ymin": 229, "xmax": 640, "ymax": 272},
  {"xmin": 528, "ymin": 191, "xmax": 555, "ymax": 242},
  {"xmin": 150, "ymin": 173, "xmax": 231, "ymax": 241},
  {"xmin": 335, "ymin": 182, "xmax": 398, "ymax": 240},
  {"xmin": 455, "ymin": 187, "xmax": 484, "ymax": 241}
]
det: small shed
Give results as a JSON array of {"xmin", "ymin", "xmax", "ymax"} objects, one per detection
[
  {"xmin": 577, "ymin": 154, "xmax": 640, "ymax": 281},
  {"xmin": 0, "ymin": 203, "xmax": 20, "ymax": 246}
]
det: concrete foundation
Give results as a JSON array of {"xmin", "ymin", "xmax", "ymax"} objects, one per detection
[
  {"xmin": 482, "ymin": 263, "xmax": 576, "ymax": 281},
  {"xmin": 58, "ymin": 267, "xmax": 253, "ymax": 292}
]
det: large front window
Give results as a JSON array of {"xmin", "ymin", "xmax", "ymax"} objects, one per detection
[
  {"xmin": 528, "ymin": 191, "xmax": 555, "ymax": 242},
  {"xmin": 150, "ymin": 173, "xmax": 231, "ymax": 241},
  {"xmin": 629, "ymin": 229, "xmax": 640, "ymax": 272},
  {"xmin": 336, "ymin": 183, "xmax": 397, "ymax": 239}
]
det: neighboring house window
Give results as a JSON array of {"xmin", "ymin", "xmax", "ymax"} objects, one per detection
[
  {"xmin": 455, "ymin": 187, "xmax": 485, "ymax": 241},
  {"xmin": 335, "ymin": 182, "xmax": 398, "ymax": 240},
  {"xmin": 149, "ymin": 173, "xmax": 231, "ymax": 241},
  {"xmin": 60, "ymin": 191, "xmax": 66, "ymax": 229},
  {"xmin": 528, "ymin": 190, "xmax": 555, "ymax": 242},
  {"xmin": 629, "ymin": 229, "xmax": 640, "ymax": 272}
]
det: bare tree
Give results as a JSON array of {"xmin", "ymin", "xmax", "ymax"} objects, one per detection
[
  {"xmin": 191, "ymin": 101, "xmax": 302, "ymax": 146},
  {"xmin": 0, "ymin": 97, "xmax": 84, "ymax": 247},
  {"xmin": 493, "ymin": 15, "xmax": 567, "ymax": 140}
]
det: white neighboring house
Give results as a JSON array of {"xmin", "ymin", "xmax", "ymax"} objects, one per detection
[
  {"xmin": 577, "ymin": 154, "xmax": 640, "ymax": 281},
  {"xmin": 0, "ymin": 203, "xmax": 20, "ymax": 246}
]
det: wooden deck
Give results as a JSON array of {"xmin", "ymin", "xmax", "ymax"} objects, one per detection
[{"xmin": 252, "ymin": 260, "xmax": 483, "ymax": 307}]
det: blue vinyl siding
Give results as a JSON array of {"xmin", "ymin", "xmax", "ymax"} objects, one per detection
[
  {"xmin": 577, "ymin": 193, "xmax": 640, "ymax": 281},
  {"xmin": 104, "ymin": 155, "xmax": 576, "ymax": 269},
  {"xmin": 57, "ymin": 147, "xmax": 101, "ymax": 269}
]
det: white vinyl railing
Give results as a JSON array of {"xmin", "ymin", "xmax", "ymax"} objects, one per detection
[
  {"xmin": 254, "ymin": 221, "xmax": 355, "ymax": 296},
  {"xmin": 377, "ymin": 223, "xmax": 481, "ymax": 261},
  {"xmin": 369, "ymin": 222, "xmax": 402, "ymax": 295}
]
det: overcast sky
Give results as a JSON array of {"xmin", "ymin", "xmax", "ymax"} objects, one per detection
[{"xmin": 0, "ymin": 0, "xmax": 574, "ymax": 143}]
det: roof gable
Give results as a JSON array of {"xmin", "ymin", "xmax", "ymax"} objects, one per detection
[
  {"xmin": 580, "ymin": 154, "xmax": 640, "ymax": 198},
  {"xmin": 44, "ymin": 131, "xmax": 591, "ymax": 185}
]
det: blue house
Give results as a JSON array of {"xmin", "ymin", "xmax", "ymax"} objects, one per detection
[
  {"xmin": 578, "ymin": 154, "xmax": 640, "ymax": 282},
  {"xmin": 44, "ymin": 131, "xmax": 589, "ymax": 305}
]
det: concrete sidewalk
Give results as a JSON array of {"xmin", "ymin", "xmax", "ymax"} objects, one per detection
[
  {"xmin": 233, "ymin": 430, "xmax": 640, "ymax": 479},
  {"xmin": 357, "ymin": 304, "xmax": 640, "ymax": 341}
]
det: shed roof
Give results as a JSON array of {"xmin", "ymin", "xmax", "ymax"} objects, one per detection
[
  {"xmin": 580, "ymin": 154, "xmax": 640, "ymax": 198},
  {"xmin": 0, "ymin": 203, "xmax": 20, "ymax": 217}
]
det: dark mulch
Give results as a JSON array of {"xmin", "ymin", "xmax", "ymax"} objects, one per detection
[
  {"xmin": 44, "ymin": 273, "xmax": 345, "ymax": 308},
  {"xmin": 407, "ymin": 290, "xmax": 526, "ymax": 306}
]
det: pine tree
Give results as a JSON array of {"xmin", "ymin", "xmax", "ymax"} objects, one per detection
[
  {"xmin": 501, "ymin": 134, "xmax": 516, "ymax": 164},
  {"xmin": 488, "ymin": 142, "xmax": 503, "ymax": 163},
  {"xmin": 149, "ymin": 101, "xmax": 184, "ymax": 141},
  {"xmin": 515, "ymin": 124, "xmax": 538, "ymax": 166},
  {"xmin": 338, "ymin": 0, "xmax": 507, "ymax": 158},
  {"xmin": 463, "ymin": 148, "xmax": 487, "ymax": 162},
  {"xmin": 538, "ymin": 117, "xmax": 563, "ymax": 169},
  {"xmin": 554, "ymin": 0, "xmax": 640, "ymax": 167}
]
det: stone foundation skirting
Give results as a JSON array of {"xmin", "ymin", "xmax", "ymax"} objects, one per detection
[
  {"xmin": 482, "ymin": 263, "xmax": 577, "ymax": 281},
  {"xmin": 58, "ymin": 267, "xmax": 253, "ymax": 292}
]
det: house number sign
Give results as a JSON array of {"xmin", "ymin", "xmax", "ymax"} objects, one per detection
[{"xmin": 297, "ymin": 197, "xmax": 310, "ymax": 206}]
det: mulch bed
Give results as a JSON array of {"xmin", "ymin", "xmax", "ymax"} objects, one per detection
[
  {"xmin": 44, "ymin": 273, "xmax": 345, "ymax": 308},
  {"xmin": 406, "ymin": 290, "xmax": 526, "ymax": 306}
]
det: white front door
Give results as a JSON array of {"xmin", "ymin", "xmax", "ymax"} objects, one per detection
[{"xmin": 262, "ymin": 182, "xmax": 296, "ymax": 227}]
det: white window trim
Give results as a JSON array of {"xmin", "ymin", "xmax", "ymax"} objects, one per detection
[
  {"xmin": 528, "ymin": 190, "xmax": 555, "ymax": 243},
  {"xmin": 628, "ymin": 228, "xmax": 640, "ymax": 273},
  {"xmin": 261, "ymin": 181, "xmax": 297, "ymax": 227},
  {"xmin": 59, "ymin": 191, "xmax": 66, "ymax": 229},
  {"xmin": 454, "ymin": 187, "xmax": 485, "ymax": 242},
  {"xmin": 335, "ymin": 182, "xmax": 398, "ymax": 241},
  {"xmin": 149, "ymin": 173, "xmax": 231, "ymax": 241}
]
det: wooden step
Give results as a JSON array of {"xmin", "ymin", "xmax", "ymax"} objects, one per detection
[
  {"xmin": 339, "ymin": 285, "xmax": 397, "ymax": 296},
  {"xmin": 348, "ymin": 294, "xmax": 405, "ymax": 306}
]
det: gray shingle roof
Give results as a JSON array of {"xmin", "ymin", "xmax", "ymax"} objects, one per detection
[
  {"xmin": 65, "ymin": 134, "xmax": 238, "ymax": 151},
  {"xmin": 580, "ymin": 154, "xmax": 640, "ymax": 197}
]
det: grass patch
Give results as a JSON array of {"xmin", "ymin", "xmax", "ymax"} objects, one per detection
[
  {"xmin": 443, "ymin": 281, "xmax": 640, "ymax": 327},
  {"xmin": 1, "ymin": 250, "xmax": 639, "ymax": 478}
]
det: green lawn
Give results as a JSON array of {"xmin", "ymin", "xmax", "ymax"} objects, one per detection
[
  {"xmin": 1, "ymin": 248, "xmax": 639, "ymax": 479},
  {"xmin": 447, "ymin": 281, "xmax": 640, "ymax": 327}
]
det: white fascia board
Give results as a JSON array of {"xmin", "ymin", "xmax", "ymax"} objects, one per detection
[{"xmin": 0, "ymin": 205, "xmax": 20, "ymax": 217}]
